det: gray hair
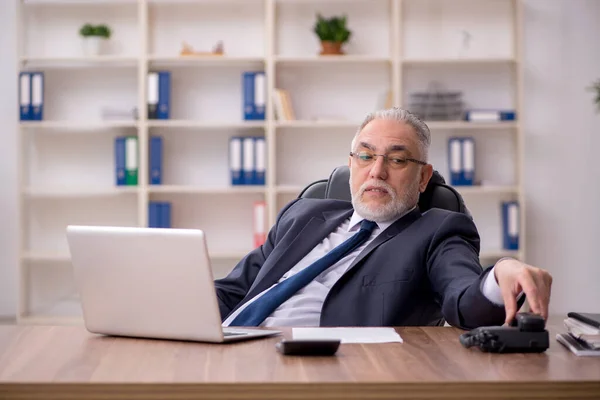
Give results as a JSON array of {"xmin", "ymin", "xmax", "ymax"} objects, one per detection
[{"xmin": 351, "ymin": 108, "xmax": 431, "ymax": 161}]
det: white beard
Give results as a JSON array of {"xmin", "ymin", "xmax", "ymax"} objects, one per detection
[{"xmin": 350, "ymin": 172, "xmax": 420, "ymax": 223}]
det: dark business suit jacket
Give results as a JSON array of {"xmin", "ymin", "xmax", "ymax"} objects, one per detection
[{"xmin": 215, "ymin": 198, "xmax": 510, "ymax": 329}]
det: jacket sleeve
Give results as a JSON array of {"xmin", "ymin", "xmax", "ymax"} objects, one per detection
[
  {"xmin": 213, "ymin": 198, "xmax": 301, "ymax": 320},
  {"xmin": 426, "ymin": 211, "xmax": 520, "ymax": 329}
]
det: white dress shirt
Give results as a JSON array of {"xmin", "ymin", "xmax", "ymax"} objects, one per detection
[{"xmin": 223, "ymin": 211, "xmax": 505, "ymax": 327}]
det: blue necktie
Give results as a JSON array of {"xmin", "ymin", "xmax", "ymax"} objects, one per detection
[{"xmin": 230, "ymin": 219, "xmax": 377, "ymax": 327}]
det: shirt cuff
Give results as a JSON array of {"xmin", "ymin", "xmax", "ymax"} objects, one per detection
[{"xmin": 481, "ymin": 266, "xmax": 505, "ymax": 306}]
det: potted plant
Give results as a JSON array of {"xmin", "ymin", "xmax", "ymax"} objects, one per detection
[
  {"xmin": 313, "ymin": 14, "xmax": 352, "ymax": 55},
  {"xmin": 79, "ymin": 23, "xmax": 112, "ymax": 56}
]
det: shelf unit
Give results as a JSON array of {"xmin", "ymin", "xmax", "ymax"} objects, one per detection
[{"xmin": 16, "ymin": 0, "xmax": 525, "ymax": 324}]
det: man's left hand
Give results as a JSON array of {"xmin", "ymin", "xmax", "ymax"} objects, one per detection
[{"xmin": 494, "ymin": 259, "xmax": 553, "ymax": 325}]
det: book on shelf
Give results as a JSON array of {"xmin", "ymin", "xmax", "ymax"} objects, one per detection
[
  {"xmin": 19, "ymin": 71, "xmax": 44, "ymax": 121},
  {"xmin": 243, "ymin": 71, "xmax": 265, "ymax": 121},
  {"xmin": 229, "ymin": 136, "xmax": 266, "ymax": 186},
  {"xmin": 149, "ymin": 201, "xmax": 172, "ymax": 228},
  {"xmin": 272, "ymin": 88, "xmax": 296, "ymax": 121},
  {"xmin": 114, "ymin": 136, "xmax": 139, "ymax": 186},
  {"xmin": 147, "ymin": 71, "xmax": 171, "ymax": 120}
]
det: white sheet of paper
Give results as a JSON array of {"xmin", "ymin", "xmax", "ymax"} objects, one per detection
[{"xmin": 292, "ymin": 327, "xmax": 403, "ymax": 343}]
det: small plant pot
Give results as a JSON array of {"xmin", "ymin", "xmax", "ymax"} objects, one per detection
[
  {"xmin": 81, "ymin": 37, "xmax": 105, "ymax": 57},
  {"xmin": 320, "ymin": 41, "xmax": 344, "ymax": 55}
]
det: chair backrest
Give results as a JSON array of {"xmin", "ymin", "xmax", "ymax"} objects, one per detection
[{"xmin": 298, "ymin": 165, "xmax": 469, "ymax": 215}]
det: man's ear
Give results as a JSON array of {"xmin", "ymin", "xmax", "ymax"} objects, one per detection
[
  {"xmin": 348, "ymin": 156, "xmax": 352, "ymax": 168},
  {"xmin": 419, "ymin": 164, "xmax": 434, "ymax": 193}
]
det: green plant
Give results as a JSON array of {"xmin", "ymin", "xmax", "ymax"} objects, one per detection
[
  {"xmin": 313, "ymin": 14, "xmax": 351, "ymax": 43},
  {"xmin": 79, "ymin": 23, "xmax": 112, "ymax": 39},
  {"xmin": 589, "ymin": 79, "xmax": 600, "ymax": 111}
]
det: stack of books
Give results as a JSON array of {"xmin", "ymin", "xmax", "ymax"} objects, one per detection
[{"xmin": 556, "ymin": 312, "xmax": 600, "ymax": 356}]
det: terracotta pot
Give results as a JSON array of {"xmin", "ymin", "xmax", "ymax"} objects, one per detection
[{"xmin": 320, "ymin": 41, "xmax": 344, "ymax": 55}]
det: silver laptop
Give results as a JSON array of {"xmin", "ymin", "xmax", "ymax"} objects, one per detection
[{"xmin": 66, "ymin": 225, "xmax": 280, "ymax": 343}]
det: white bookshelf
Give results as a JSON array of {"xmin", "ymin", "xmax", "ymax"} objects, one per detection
[
  {"xmin": 147, "ymin": 120, "xmax": 266, "ymax": 129},
  {"xmin": 16, "ymin": 0, "xmax": 525, "ymax": 324}
]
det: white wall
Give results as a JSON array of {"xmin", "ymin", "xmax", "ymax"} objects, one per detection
[
  {"xmin": 523, "ymin": 0, "xmax": 600, "ymax": 314},
  {"xmin": 0, "ymin": 0, "xmax": 18, "ymax": 318},
  {"xmin": 0, "ymin": 0, "xmax": 598, "ymax": 318}
]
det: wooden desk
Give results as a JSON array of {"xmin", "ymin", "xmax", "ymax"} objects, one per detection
[{"xmin": 1, "ymin": 319, "xmax": 599, "ymax": 400}]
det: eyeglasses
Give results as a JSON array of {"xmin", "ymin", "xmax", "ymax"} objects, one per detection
[{"xmin": 349, "ymin": 151, "xmax": 427, "ymax": 169}]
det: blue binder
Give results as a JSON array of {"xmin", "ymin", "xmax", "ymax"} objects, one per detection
[
  {"xmin": 148, "ymin": 202, "xmax": 161, "ymax": 228},
  {"xmin": 242, "ymin": 72, "xmax": 265, "ymax": 120},
  {"xmin": 19, "ymin": 72, "xmax": 31, "ymax": 121},
  {"xmin": 230, "ymin": 137, "xmax": 243, "ymax": 185},
  {"xmin": 243, "ymin": 72, "xmax": 255, "ymax": 120},
  {"xmin": 448, "ymin": 137, "xmax": 462, "ymax": 185},
  {"xmin": 30, "ymin": 72, "xmax": 44, "ymax": 121},
  {"xmin": 147, "ymin": 72, "xmax": 159, "ymax": 119},
  {"xmin": 461, "ymin": 137, "xmax": 475, "ymax": 186},
  {"xmin": 464, "ymin": 110, "xmax": 516, "ymax": 122},
  {"xmin": 502, "ymin": 201, "xmax": 519, "ymax": 250},
  {"xmin": 159, "ymin": 202, "xmax": 171, "ymax": 228},
  {"xmin": 254, "ymin": 137, "xmax": 266, "ymax": 185},
  {"xmin": 114, "ymin": 137, "xmax": 126, "ymax": 186},
  {"xmin": 150, "ymin": 136, "xmax": 163, "ymax": 185},
  {"xmin": 242, "ymin": 137, "xmax": 255, "ymax": 184},
  {"xmin": 253, "ymin": 72, "xmax": 265, "ymax": 120},
  {"xmin": 157, "ymin": 71, "xmax": 171, "ymax": 120}
]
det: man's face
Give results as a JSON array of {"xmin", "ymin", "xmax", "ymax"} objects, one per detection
[{"xmin": 349, "ymin": 119, "xmax": 433, "ymax": 222}]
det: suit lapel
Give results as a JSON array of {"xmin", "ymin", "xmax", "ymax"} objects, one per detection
[
  {"xmin": 345, "ymin": 207, "xmax": 422, "ymax": 274},
  {"xmin": 243, "ymin": 206, "xmax": 354, "ymax": 302}
]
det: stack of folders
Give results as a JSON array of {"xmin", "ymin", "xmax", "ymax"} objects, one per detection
[
  {"xmin": 19, "ymin": 71, "xmax": 44, "ymax": 121},
  {"xmin": 243, "ymin": 71, "xmax": 265, "ymax": 121},
  {"xmin": 463, "ymin": 109, "xmax": 516, "ymax": 122},
  {"xmin": 448, "ymin": 137, "xmax": 475, "ymax": 186},
  {"xmin": 229, "ymin": 136, "xmax": 266, "ymax": 185},
  {"xmin": 148, "ymin": 202, "xmax": 172, "ymax": 229},
  {"xmin": 556, "ymin": 313, "xmax": 600, "ymax": 356},
  {"xmin": 272, "ymin": 88, "xmax": 296, "ymax": 121},
  {"xmin": 501, "ymin": 201, "xmax": 519, "ymax": 251},
  {"xmin": 148, "ymin": 71, "xmax": 171, "ymax": 120},
  {"xmin": 114, "ymin": 136, "xmax": 139, "ymax": 186}
]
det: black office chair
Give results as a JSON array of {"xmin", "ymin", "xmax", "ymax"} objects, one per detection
[{"xmin": 298, "ymin": 165, "xmax": 470, "ymax": 216}]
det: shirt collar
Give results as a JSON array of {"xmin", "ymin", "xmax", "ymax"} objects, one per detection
[{"xmin": 348, "ymin": 206, "xmax": 417, "ymax": 233}]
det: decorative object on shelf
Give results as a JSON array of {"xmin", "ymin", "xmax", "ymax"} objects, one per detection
[
  {"xmin": 456, "ymin": 29, "xmax": 473, "ymax": 58},
  {"xmin": 409, "ymin": 81, "xmax": 464, "ymax": 121},
  {"xmin": 101, "ymin": 106, "xmax": 138, "ymax": 121},
  {"xmin": 79, "ymin": 23, "xmax": 112, "ymax": 56},
  {"xmin": 313, "ymin": 14, "xmax": 352, "ymax": 55},
  {"xmin": 180, "ymin": 40, "xmax": 224, "ymax": 57},
  {"xmin": 589, "ymin": 79, "xmax": 600, "ymax": 112}
]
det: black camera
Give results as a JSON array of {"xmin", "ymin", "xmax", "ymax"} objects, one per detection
[{"xmin": 459, "ymin": 312, "xmax": 549, "ymax": 353}]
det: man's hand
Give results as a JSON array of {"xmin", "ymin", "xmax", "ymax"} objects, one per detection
[{"xmin": 494, "ymin": 258, "xmax": 553, "ymax": 325}]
